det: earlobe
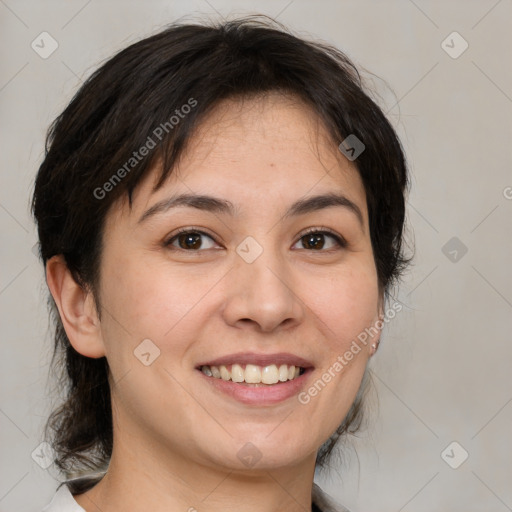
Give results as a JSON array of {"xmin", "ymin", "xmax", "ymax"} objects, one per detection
[
  {"xmin": 45, "ymin": 255, "xmax": 106, "ymax": 359},
  {"xmin": 370, "ymin": 303, "xmax": 385, "ymax": 357}
]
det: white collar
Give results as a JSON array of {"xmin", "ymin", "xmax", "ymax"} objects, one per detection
[{"xmin": 42, "ymin": 484, "xmax": 85, "ymax": 512}]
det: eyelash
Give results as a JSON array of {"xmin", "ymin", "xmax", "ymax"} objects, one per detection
[{"xmin": 164, "ymin": 226, "xmax": 347, "ymax": 252}]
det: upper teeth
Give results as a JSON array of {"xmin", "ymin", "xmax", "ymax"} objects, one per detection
[{"xmin": 200, "ymin": 364, "xmax": 302, "ymax": 384}]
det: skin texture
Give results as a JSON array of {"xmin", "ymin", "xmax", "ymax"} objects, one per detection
[{"xmin": 47, "ymin": 92, "xmax": 383, "ymax": 512}]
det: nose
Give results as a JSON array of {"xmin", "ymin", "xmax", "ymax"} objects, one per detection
[{"xmin": 221, "ymin": 242, "xmax": 304, "ymax": 333}]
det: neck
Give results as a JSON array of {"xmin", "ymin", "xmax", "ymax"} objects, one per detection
[{"xmin": 74, "ymin": 429, "xmax": 317, "ymax": 512}]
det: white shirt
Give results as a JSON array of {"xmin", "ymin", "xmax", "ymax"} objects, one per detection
[
  {"xmin": 41, "ymin": 481, "xmax": 350, "ymax": 512},
  {"xmin": 41, "ymin": 484, "xmax": 85, "ymax": 512}
]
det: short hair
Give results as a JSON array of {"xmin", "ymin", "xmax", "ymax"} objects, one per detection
[{"xmin": 31, "ymin": 15, "xmax": 410, "ymax": 487}]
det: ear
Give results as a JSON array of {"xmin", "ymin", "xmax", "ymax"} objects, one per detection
[
  {"xmin": 46, "ymin": 255, "xmax": 106, "ymax": 358},
  {"xmin": 369, "ymin": 292, "xmax": 386, "ymax": 356}
]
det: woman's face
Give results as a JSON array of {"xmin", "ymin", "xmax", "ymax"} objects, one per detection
[{"xmin": 95, "ymin": 93, "xmax": 382, "ymax": 473}]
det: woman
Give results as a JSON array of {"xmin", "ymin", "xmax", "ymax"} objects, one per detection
[{"xmin": 33, "ymin": 15, "xmax": 410, "ymax": 512}]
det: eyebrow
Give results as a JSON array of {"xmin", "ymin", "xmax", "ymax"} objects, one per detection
[{"xmin": 138, "ymin": 192, "xmax": 364, "ymax": 228}]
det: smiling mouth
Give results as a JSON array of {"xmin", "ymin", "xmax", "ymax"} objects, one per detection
[{"xmin": 198, "ymin": 363, "xmax": 306, "ymax": 385}]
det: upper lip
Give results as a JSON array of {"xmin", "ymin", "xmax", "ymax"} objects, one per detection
[{"xmin": 196, "ymin": 352, "xmax": 314, "ymax": 369}]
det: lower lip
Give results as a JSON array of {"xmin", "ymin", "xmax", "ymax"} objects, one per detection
[{"xmin": 197, "ymin": 368, "xmax": 313, "ymax": 405}]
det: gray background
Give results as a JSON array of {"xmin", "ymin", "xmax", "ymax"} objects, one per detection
[{"xmin": 1, "ymin": 1, "xmax": 511, "ymax": 511}]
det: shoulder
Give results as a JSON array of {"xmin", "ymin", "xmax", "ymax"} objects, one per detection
[
  {"xmin": 41, "ymin": 473, "xmax": 105, "ymax": 511},
  {"xmin": 312, "ymin": 482, "xmax": 352, "ymax": 512},
  {"xmin": 40, "ymin": 482, "xmax": 86, "ymax": 512}
]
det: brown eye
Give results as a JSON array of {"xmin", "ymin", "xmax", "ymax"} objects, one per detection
[
  {"xmin": 294, "ymin": 230, "xmax": 346, "ymax": 251},
  {"xmin": 165, "ymin": 230, "xmax": 217, "ymax": 251},
  {"xmin": 302, "ymin": 233, "xmax": 325, "ymax": 250}
]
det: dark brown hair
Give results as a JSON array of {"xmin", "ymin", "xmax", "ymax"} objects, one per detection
[{"xmin": 31, "ymin": 15, "xmax": 410, "ymax": 492}]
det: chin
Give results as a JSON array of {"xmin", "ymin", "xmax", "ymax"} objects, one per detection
[{"xmin": 214, "ymin": 431, "xmax": 318, "ymax": 471}]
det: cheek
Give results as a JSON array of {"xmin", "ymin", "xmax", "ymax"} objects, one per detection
[
  {"xmin": 296, "ymin": 263, "xmax": 378, "ymax": 437},
  {"xmin": 99, "ymin": 253, "xmax": 221, "ymax": 348},
  {"xmin": 306, "ymin": 259, "xmax": 380, "ymax": 348}
]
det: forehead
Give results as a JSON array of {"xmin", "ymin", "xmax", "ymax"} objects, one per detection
[{"xmin": 119, "ymin": 92, "xmax": 367, "ymax": 222}]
